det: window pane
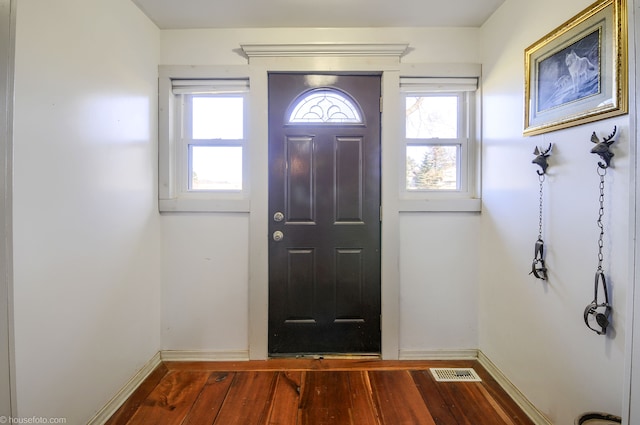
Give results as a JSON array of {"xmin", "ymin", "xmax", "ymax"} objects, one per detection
[
  {"xmin": 192, "ymin": 97, "xmax": 243, "ymax": 139},
  {"xmin": 289, "ymin": 89, "xmax": 362, "ymax": 123},
  {"xmin": 191, "ymin": 146, "xmax": 242, "ymax": 191},
  {"xmin": 406, "ymin": 145, "xmax": 458, "ymax": 190},
  {"xmin": 406, "ymin": 96, "xmax": 458, "ymax": 138}
]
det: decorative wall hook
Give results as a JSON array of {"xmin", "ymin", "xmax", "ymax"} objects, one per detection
[
  {"xmin": 584, "ymin": 127, "xmax": 616, "ymax": 335},
  {"xmin": 529, "ymin": 143, "xmax": 551, "ymax": 281},
  {"xmin": 590, "ymin": 126, "xmax": 617, "ymax": 169},
  {"xmin": 532, "ymin": 143, "xmax": 552, "ymax": 175}
]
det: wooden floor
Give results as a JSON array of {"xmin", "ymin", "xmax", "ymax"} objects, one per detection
[{"xmin": 105, "ymin": 359, "xmax": 535, "ymax": 425}]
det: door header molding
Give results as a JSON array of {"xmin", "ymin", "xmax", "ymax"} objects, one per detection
[{"xmin": 239, "ymin": 43, "xmax": 409, "ymax": 58}]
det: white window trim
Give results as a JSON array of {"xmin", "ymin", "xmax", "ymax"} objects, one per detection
[
  {"xmin": 158, "ymin": 62, "xmax": 482, "ymax": 214},
  {"xmin": 398, "ymin": 66, "xmax": 482, "ymax": 212},
  {"xmin": 158, "ymin": 65, "xmax": 251, "ymax": 213}
]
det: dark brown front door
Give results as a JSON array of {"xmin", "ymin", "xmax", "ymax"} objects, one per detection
[{"xmin": 268, "ymin": 73, "xmax": 381, "ymax": 355}]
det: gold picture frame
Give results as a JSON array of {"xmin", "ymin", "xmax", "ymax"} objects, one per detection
[{"xmin": 524, "ymin": 0, "xmax": 627, "ymax": 136}]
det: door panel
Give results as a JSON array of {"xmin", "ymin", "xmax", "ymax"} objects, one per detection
[
  {"xmin": 335, "ymin": 137, "xmax": 364, "ymax": 222},
  {"xmin": 268, "ymin": 73, "xmax": 381, "ymax": 355},
  {"xmin": 286, "ymin": 136, "xmax": 315, "ymax": 223}
]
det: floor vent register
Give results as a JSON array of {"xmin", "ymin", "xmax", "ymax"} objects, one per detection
[{"xmin": 430, "ymin": 368, "xmax": 482, "ymax": 382}]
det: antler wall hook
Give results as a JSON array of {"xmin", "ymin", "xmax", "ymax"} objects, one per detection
[
  {"xmin": 590, "ymin": 126, "xmax": 617, "ymax": 169},
  {"xmin": 530, "ymin": 143, "xmax": 551, "ymax": 281},
  {"xmin": 532, "ymin": 143, "xmax": 553, "ymax": 175}
]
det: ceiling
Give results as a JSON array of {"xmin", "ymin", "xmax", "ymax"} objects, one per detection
[{"xmin": 131, "ymin": 0, "xmax": 506, "ymax": 29}]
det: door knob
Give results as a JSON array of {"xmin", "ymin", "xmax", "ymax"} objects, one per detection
[
  {"xmin": 273, "ymin": 231, "xmax": 284, "ymax": 242},
  {"xmin": 273, "ymin": 211, "xmax": 284, "ymax": 222}
]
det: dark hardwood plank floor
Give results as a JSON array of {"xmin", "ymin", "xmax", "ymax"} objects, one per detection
[{"xmin": 105, "ymin": 359, "xmax": 534, "ymax": 425}]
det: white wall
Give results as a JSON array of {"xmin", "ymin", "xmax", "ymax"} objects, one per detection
[
  {"xmin": 6, "ymin": 0, "xmax": 637, "ymax": 420},
  {"xmin": 12, "ymin": 0, "xmax": 161, "ymax": 422},
  {"xmin": 160, "ymin": 27, "xmax": 483, "ymax": 356},
  {"xmin": 399, "ymin": 212, "xmax": 480, "ymax": 354},
  {"xmin": 160, "ymin": 27, "xmax": 481, "ymax": 65},
  {"xmin": 480, "ymin": 0, "xmax": 632, "ymax": 423},
  {"xmin": 161, "ymin": 214, "xmax": 249, "ymax": 353},
  {"xmin": 8, "ymin": 1, "xmax": 634, "ymax": 421}
]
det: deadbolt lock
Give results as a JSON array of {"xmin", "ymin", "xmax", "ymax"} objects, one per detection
[{"xmin": 273, "ymin": 212, "xmax": 284, "ymax": 222}]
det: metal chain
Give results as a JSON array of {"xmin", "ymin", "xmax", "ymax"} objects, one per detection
[
  {"xmin": 538, "ymin": 173, "xmax": 545, "ymax": 240},
  {"xmin": 597, "ymin": 166, "xmax": 606, "ymax": 270}
]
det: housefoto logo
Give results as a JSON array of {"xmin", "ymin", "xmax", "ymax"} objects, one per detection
[{"xmin": 0, "ymin": 417, "xmax": 67, "ymax": 424}]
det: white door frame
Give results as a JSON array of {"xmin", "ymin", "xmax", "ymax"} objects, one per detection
[
  {"xmin": 0, "ymin": 0, "xmax": 16, "ymax": 416},
  {"xmin": 624, "ymin": 1, "xmax": 639, "ymax": 423},
  {"xmin": 243, "ymin": 45, "xmax": 407, "ymax": 360}
]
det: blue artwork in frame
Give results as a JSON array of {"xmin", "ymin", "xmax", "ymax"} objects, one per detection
[{"xmin": 537, "ymin": 29, "xmax": 601, "ymax": 112}]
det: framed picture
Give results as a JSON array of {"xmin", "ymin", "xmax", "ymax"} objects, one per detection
[{"xmin": 524, "ymin": 0, "xmax": 627, "ymax": 136}]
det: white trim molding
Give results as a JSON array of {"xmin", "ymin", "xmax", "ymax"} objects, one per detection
[
  {"xmin": 399, "ymin": 198, "xmax": 482, "ymax": 213},
  {"xmin": 245, "ymin": 49, "xmax": 406, "ymax": 360},
  {"xmin": 87, "ymin": 352, "xmax": 163, "ymax": 425},
  {"xmin": 160, "ymin": 350, "xmax": 250, "ymax": 362},
  {"xmin": 399, "ymin": 349, "xmax": 479, "ymax": 360},
  {"xmin": 157, "ymin": 65, "xmax": 251, "ymax": 213},
  {"xmin": 0, "ymin": 0, "xmax": 16, "ymax": 416},
  {"xmin": 240, "ymin": 43, "xmax": 409, "ymax": 58},
  {"xmin": 477, "ymin": 351, "xmax": 552, "ymax": 425}
]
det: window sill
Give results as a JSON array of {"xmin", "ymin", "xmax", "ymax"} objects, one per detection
[
  {"xmin": 159, "ymin": 198, "xmax": 251, "ymax": 213},
  {"xmin": 159, "ymin": 198, "xmax": 480, "ymax": 213},
  {"xmin": 398, "ymin": 198, "xmax": 481, "ymax": 212}
]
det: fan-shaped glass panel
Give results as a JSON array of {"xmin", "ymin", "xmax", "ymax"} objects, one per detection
[{"xmin": 288, "ymin": 89, "xmax": 363, "ymax": 124}]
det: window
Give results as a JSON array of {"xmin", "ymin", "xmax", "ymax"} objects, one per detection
[
  {"xmin": 159, "ymin": 73, "xmax": 250, "ymax": 212},
  {"xmin": 400, "ymin": 78, "xmax": 478, "ymax": 203},
  {"xmin": 186, "ymin": 94, "xmax": 245, "ymax": 191},
  {"xmin": 158, "ymin": 66, "xmax": 479, "ymax": 213},
  {"xmin": 288, "ymin": 88, "xmax": 363, "ymax": 123},
  {"xmin": 405, "ymin": 94, "xmax": 461, "ymax": 191}
]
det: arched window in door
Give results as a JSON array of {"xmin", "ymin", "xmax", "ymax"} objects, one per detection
[{"xmin": 288, "ymin": 88, "xmax": 363, "ymax": 124}]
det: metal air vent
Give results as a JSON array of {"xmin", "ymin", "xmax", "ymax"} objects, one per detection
[{"xmin": 430, "ymin": 368, "xmax": 482, "ymax": 382}]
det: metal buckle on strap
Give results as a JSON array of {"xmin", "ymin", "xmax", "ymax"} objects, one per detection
[
  {"xmin": 583, "ymin": 269, "xmax": 611, "ymax": 335},
  {"xmin": 529, "ymin": 238, "xmax": 547, "ymax": 280}
]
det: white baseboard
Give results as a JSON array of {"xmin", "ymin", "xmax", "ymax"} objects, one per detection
[
  {"xmin": 87, "ymin": 351, "xmax": 163, "ymax": 425},
  {"xmin": 477, "ymin": 350, "xmax": 552, "ymax": 425},
  {"xmin": 398, "ymin": 349, "xmax": 479, "ymax": 360},
  {"xmin": 160, "ymin": 349, "xmax": 250, "ymax": 362}
]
